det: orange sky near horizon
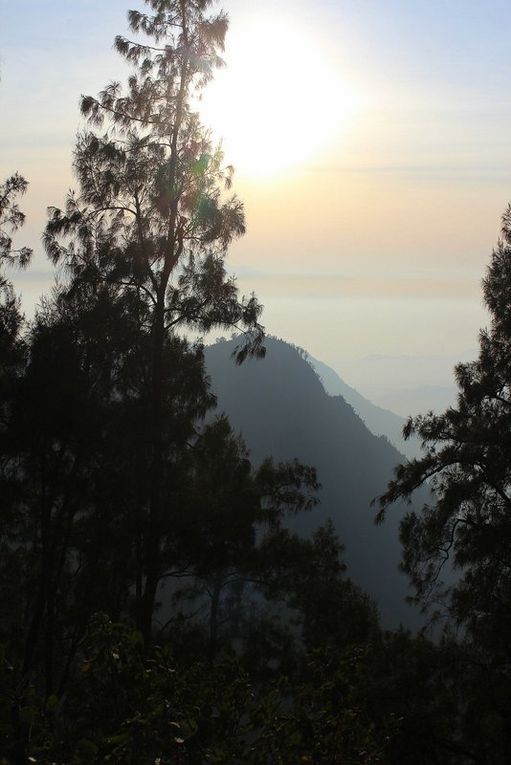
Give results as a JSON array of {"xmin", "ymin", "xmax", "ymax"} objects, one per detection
[{"xmin": 2, "ymin": 0, "xmax": 510, "ymax": 405}]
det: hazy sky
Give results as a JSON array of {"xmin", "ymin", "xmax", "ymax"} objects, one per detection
[{"xmin": 2, "ymin": 0, "xmax": 510, "ymax": 405}]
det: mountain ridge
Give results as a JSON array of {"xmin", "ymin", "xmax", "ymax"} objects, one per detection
[
  {"xmin": 308, "ymin": 354, "xmax": 421, "ymax": 458},
  {"xmin": 204, "ymin": 336, "xmax": 423, "ymax": 629}
]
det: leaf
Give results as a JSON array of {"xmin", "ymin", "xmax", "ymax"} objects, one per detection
[
  {"xmin": 46, "ymin": 694, "xmax": 59, "ymax": 712},
  {"xmin": 128, "ymin": 630, "xmax": 144, "ymax": 647},
  {"xmin": 108, "ymin": 732, "xmax": 131, "ymax": 746},
  {"xmin": 76, "ymin": 738, "xmax": 99, "ymax": 762},
  {"xmin": 19, "ymin": 706, "xmax": 35, "ymax": 725}
]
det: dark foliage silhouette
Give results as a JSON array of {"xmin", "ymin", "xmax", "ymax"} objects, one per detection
[
  {"xmin": 43, "ymin": 0, "xmax": 264, "ymax": 641},
  {"xmin": 378, "ymin": 205, "xmax": 511, "ymax": 760}
]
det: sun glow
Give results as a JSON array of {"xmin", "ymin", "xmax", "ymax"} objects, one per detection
[{"xmin": 199, "ymin": 13, "xmax": 364, "ymax": 178}]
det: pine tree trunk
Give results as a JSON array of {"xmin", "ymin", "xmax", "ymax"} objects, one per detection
[
  {"xmin": 139, "ymin": 290, "xmax": 166, "ymax": 641},
  {"xmin": 209, "ymin": 578, "xmax": 222, "ymax": 661}
]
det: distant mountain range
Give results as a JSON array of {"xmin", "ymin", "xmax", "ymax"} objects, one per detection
[
  {"xmin": 308, "ymin": 354, "xmax": 421, "ymax": 459},
  {"xmin": 373, "ymin": 385, "xmax": 457, "ymax": 418},
  {"xmin": 333, "ymin": 353, "xmax": 462, "ymax": 416},
  {"xmin": 204, "ymin": 337, "xmax": 424, "ymax": 629}
]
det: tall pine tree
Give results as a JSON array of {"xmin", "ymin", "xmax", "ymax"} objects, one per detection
[{"xmin": 44, "ymin": 0, "xmax": 264, "ymax": 639}]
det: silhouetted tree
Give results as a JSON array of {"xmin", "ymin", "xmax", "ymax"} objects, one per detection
[
  {"xmin": 43, "ymin": 0, "xmax": 264, "ymax": 640},
  {"xmin": 0, "ymin": 173, "xmax": 30, "ymax": 631},
  {"xmin": 377, "ymin": 204, "xmax": 511, "ymax": 760},
  {"xmin": 286, "ymin": 521, "xmax": 379, "ymax": 651},
  {"xmin": 168, "ymin": 415, "xmax": 319, "ymax": 657},
  {"xmin": 0, "ymin": 173, "xmax": 35, "ymax": 764},
  {"xmin": 0, "ymin": 172, "xmax": 31, "ymax": 419},
  {"xmin": 0, "ymin": 173, "xmax": 32, "ymax": 270}
]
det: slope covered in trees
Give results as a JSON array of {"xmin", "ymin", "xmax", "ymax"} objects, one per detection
[
  {"xmin": 205, "ymin": 336, "xmax": 422, "ymax": 628},
  {"xmin": 309, "ymin": 354, "xmax": 421, "ymax": 459}
]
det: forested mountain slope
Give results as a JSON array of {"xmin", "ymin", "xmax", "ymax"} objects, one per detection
[{"xmin": 205, "ymin": 337, "xmax": 423, "ymax": 629}]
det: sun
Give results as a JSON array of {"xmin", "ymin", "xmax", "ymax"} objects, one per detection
[{"xmin": 199, "ymin": 12, "xmax": 363, "ymax": 179}]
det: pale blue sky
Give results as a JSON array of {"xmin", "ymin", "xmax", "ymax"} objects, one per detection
[{"xmin": 1, "ymin": 0, "xmax": 510, "ymax": 404}]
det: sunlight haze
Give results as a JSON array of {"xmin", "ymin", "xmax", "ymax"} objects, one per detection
[
  {"xmin": 2, "ymin": 0, "xmax": 510, "ymax": 410},
  {"xmin": 199, "ymin": 10, "xmax": 365, "ymax": 177}
]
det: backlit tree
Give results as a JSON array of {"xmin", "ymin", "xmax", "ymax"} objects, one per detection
[
  {"xmin": 44, "ymin": 0, "xmax": 264, "ymax": 638},
  {"xmin": 377, "ymin": 206, "xmax": 511, "ymax": 750}
]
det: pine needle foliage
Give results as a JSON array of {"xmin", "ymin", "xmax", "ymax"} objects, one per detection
[{"xmin": 377, "ymin": 206, "xmax": 511, "ymax": 656}]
